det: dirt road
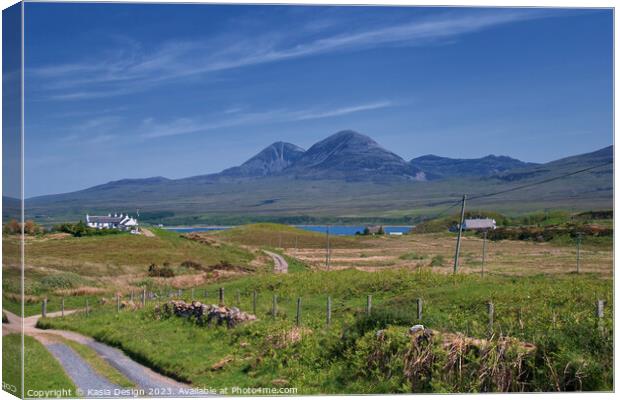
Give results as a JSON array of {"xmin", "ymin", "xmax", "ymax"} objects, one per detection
[{"xmin": 264, "ymin": 251, "xmax": 288, "ymax": 273}]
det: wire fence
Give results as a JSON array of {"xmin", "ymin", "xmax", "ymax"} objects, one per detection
[{"xmin": 41, "ymin": 287, "xmax": 612, "ymax": 342}]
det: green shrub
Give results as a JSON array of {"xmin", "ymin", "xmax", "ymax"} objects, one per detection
[
  {"xmin": 40, "ymin": 272, "xmax": 87, "ymax": 290},
  {"xmin": 147, "ymin": 263, "xmax": 175, "ymax": 278},
  {"xmin": 53, "ymin": 220, "xmax": 126, "ymax": 237}
]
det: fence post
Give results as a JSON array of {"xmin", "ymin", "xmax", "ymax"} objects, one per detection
[
  {"xmin": 236, "ymin": 289, "xmax": 241, "ymax": 306},
  {"xmin": 61, "ymin": 297, "xmax": 65, "ymax": 317},
  {"xmin": 116, "ymin": 294, "xmax": 120, "ymax": 313},
  {"xmin": 296, "ymin": 297, "xmax": 302, "ymax": 326},
  {"xmin": 326, "ymin": 296, "xmax": 332, "ymax": 326},
  {"xmin": 191, "ymin": 288, "xmax": 195, "ymax": 300},
  {"xmin": 416, "ymin": 298, "xmax": 423, "ymax": 320},
  {"xmin": 487, "ymin": 302, "xmax": 494, "ymax": 336},
  {"xmin": 219, "ymin": 287, "xmax": 224, "ymax": 305},
  {"xmin": 252, "ymin": 291, "xmax": 257, "ymax": 315},
  {"xmin": 597, "ymin": 299, "xmax": 605, "ymax": 331},
  {"xmin": 366, "ymin": 295, "xmax": 372, "ymax": 316},
  {"xmin": 178, "ymin": 289, "xmax": 182, "ymax": 298},
  {"xmin": 42, "ymin": 299, "xmax": 47, "ymax": 318},
  {"xmin": 142, "ymin": 288, "xmax": 147, "ymax": 307},
  {"xmin": 272, "ymin": 294, "xmax": 278, "ymax": 319}
]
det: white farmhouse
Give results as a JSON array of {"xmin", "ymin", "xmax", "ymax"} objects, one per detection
[
  {"xmin": 462, "ymin": 218, "xmax": 496, "ymax": 231},
  {"xmin": 85, "ymin": 213, "xmax": 139, "ymax": 232}
]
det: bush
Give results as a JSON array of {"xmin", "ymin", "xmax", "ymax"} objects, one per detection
[
  {"xmin": 180, "ymin": 260, "xmax": 204, "ymax": 270},
  {"xmin": 486, "ymin": 225, "xmax": 612, "ymax": 243},
  {"xmin": 148, "ymin": 263, "xmax": 175, "ymax": 278},
  {"xmin": 53, "ymin": 220, "xmax": 125, "ymax": 237},
  {"xmin": 3, "ymin": 219, "xmax": 43, "ymax": 235},
  {"xmin": 40, "ymin": 272, "xmax": 87, "ymax": 290},
  {"xmin": 3, "ymin": 219, "xmax": 20, "ymax": 234}
]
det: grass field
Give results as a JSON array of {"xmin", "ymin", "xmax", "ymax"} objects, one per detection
[
  {"xmin": 2, "ymin": 334, "xmax": 77, "ymax": 398},
  {"xmin": 282, "ymin": 232, "xmax": 612, "ymax": 276},
  {"xmin": 2, "ymin": 228, "xmax": 261, "ymax": 316},
  {"xmin": 212, "ymin": 223, "xmax": 361, "ymax": 248},
  {"xmin": 38, "ymin": 269, "xmax": 613, "ymax": 393},
  {"xmin": 5, "ymin": 218, "xmax": 614, "ymax": 393}
]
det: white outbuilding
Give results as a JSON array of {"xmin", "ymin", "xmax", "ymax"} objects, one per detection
[
  {"xmin": 462, "ymin": 218, "xmax": 496, "ymax": 231},
  {"xmin": 85, "ymin": 213, "xmax": 139, "ymax": 231}
]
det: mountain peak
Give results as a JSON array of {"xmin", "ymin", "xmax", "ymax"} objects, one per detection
[
  {"xmin": 246, "ymin": 142, "xmax": 305, "ymax": 163},
  {"xmin": 221, "ymin": 141, "xmax": 305, "ymax": 177},
  {"xmin": 323, "ymin": 130, "xmax": 378, "ymax": 146},
  {"xmin": 288, "ymin": 130, "xmax": 421, "ymax": 181}
]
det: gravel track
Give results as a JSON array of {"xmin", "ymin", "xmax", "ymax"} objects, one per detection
[
  {"xmin": 3, "ymin": 309, "xmax": 208, "ymax": 397},
  {"xmin": 46, "ymin": 343, "xmax": 122, "ymax": 396}
]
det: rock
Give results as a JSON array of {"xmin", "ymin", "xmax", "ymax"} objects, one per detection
[
  {"xmin": 409, "ymin": 324, "xmax": 425, "ymax": 334},
  {"xmin": 163, "ymin": 300, "xmax": 257, "ymax": 328}
]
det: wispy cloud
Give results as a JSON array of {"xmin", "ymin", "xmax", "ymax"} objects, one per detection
[
  {"xmin": 29, "ymin": 9, "xmax": 546, "ymax": 101},
  {"xmin": 141, "ymin": 100, "xmax": 394, "ymax": 139},
  {"xmin": 293, "ymin": 101, "xmax": 393, "ymax": 120},
  {"xmin": 60, "ymin": 115, "xmax": 123, "ymax": 144}
]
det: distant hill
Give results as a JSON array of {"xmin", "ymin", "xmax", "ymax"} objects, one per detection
[
  {"xmin": 494, "ymin": 145, "xmax": 613, "ymax": 182},
  {"xmin": 22, "ymin": 131, "xmax": 613, "ymax": 223},
  {"xmin": 411, "ymin": 154, "xmax": 536, "ymax": 179}
]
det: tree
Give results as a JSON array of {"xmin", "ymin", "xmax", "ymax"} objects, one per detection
[
  {"xmin": 377, "ymin": 226, "xmax": 385, "ymax": 235},
  {"xmin": 24, "ymin": 220, "xmax": 40, "ymax": 235},
  {"xmin": 72, "ymin": 220, "xmax": 89, "ymax": 237},
  {"xmin": 3, "ymin": 219, "xmax": 20, "ymax": 234}
]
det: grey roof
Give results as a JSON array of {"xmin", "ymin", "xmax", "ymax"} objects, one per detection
[
  {"xmin": 463, "ymin": 218, "xmax": 496, "ymax": 230},
  {"xmin": 88, "ymin": 216, "xmax": 124, "ymax": 224}
]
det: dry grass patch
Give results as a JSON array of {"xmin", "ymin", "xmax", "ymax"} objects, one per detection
[{"xmin": 54, "ymin": 286, "xmax": 106, "ymax": 297}]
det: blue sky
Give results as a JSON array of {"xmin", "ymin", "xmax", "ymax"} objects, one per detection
[{"xmin": 23, "ymin": 4, "xmax": 612, "ymax": 197}]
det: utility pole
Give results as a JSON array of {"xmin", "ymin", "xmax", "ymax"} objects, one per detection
[
  {"xmin": 481, "ymin": 229, "xmax": 487, "ymax": 278},
  {"xmin": 453, "ymin": 195, "xmax": 467, "ymax": 274},
  {"xmin": 576, "ymin": 233, "xmax": 582, "ymax": 274},
  {"xmin": 326, "ymin": 225, "xmax": 331, "ymax": 270}
]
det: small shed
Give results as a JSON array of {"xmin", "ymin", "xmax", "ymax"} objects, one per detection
[{"xmin": 462, "ymin": 218, "xmax": 496, "ymax": 231}]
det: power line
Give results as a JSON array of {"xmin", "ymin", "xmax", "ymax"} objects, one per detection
[
  {"xmin": 426, "ymin": 161, "xmax": 612, "ymax": 216},
  {"xmin": 466, "ymin": 161, "xmax": 612, "ymax": 202},
  {"xmin": 433, "ymin": 200, "xmax": 463, "ymax": 219}
]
